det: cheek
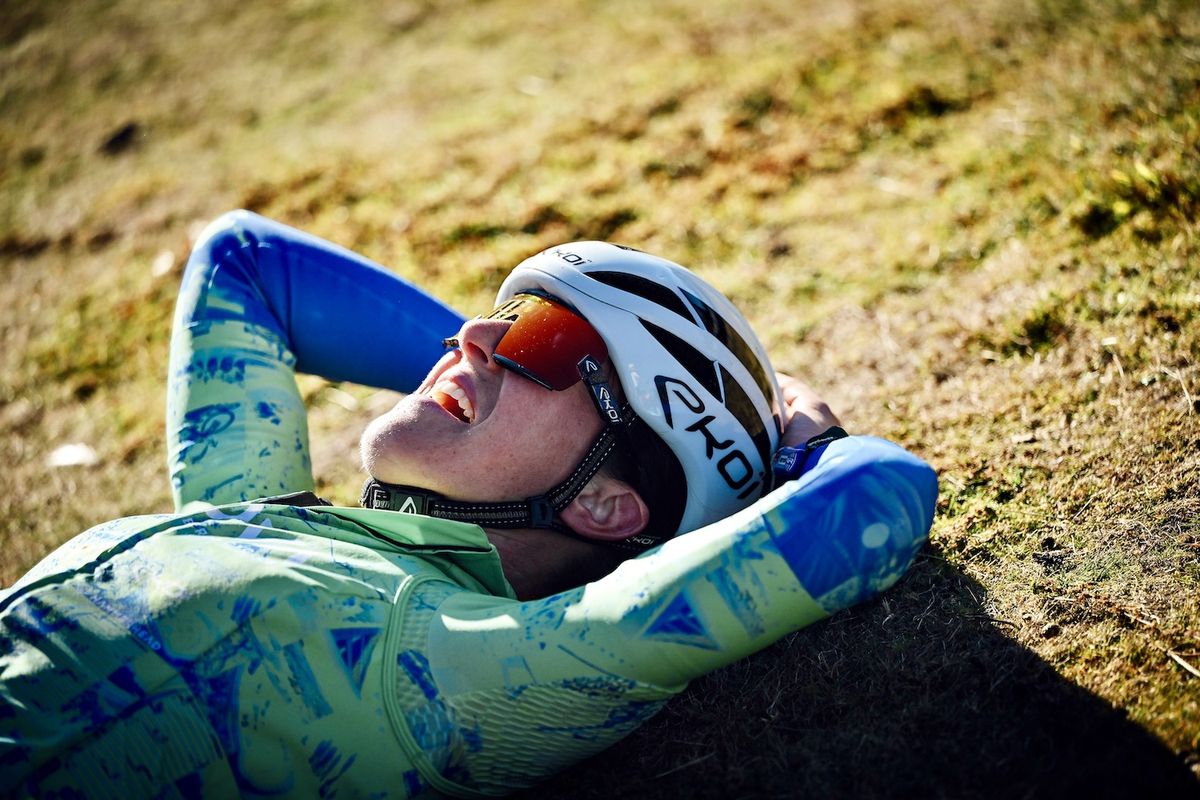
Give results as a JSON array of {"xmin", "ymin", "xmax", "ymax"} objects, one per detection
[
  {"xmin": 530, "ymin": 387, "xmax": 602, "ymax": 464},
  {"xmin": 490, "ymin": 384, "xmax": 601, "ymax": 483}
]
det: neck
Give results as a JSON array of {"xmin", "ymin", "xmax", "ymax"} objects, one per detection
[{"xmin": 484, "ymin": 527, "xmax": 620, "ymax": 600}]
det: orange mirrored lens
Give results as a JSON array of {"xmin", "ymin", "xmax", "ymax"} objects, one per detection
[{"xmin": 489, "ymin": 294, "xmax": 608, "ymax": 390}]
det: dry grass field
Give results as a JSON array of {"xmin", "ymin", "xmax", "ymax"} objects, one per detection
[{"xmin": 2, "ymin": 0, "xmax": 1197, "ymax": 796}]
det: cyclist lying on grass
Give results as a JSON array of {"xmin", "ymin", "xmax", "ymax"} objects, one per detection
[{"xmin": 0, "ymin": 211, "xmax": 937, "ymax": 798}]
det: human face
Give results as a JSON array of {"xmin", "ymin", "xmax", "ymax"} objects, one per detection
[{"xmin": 359, "ymin": 311, "xmax": 605, "ymax": 502}]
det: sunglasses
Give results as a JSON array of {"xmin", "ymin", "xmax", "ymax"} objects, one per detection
[{"xmin": 443, "ymin": 292, "xmax": 611, "ymax": 392}]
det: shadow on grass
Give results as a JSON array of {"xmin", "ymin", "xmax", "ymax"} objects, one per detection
[{"xmin": 523, "ymin": 556, "xmax": 1198, "ymax": 799}]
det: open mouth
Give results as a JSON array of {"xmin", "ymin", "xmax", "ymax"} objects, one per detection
[{"xmin": 429, "ymin": 379, "xmax": 475, "ymax": 424}]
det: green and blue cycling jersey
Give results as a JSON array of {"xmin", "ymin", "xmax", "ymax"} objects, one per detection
[{"xmin": 0, "ymin": 212, "xmax": 937, "ymax": 798}]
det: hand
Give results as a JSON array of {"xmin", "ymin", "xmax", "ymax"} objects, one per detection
[{"xmin": 776, "ymin": 372, "xmax": 841, "ymax": 448}]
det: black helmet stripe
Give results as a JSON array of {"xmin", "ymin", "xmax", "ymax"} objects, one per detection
[
  {"xmin": 590, "ymin": 271, "xmax": 694, "ymax": 322},
  {"xmin": 640, "ymin": 320, "xmax": 722, "ymax": 400},
  {"xmin": 680, "ymin": 288, "xmax": 778, "ymax": 421},
  {"xmin": 719, "ymin": 364, "xmax": 773, "ymax": 475}
]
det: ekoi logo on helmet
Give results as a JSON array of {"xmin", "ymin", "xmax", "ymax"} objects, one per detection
[
  {"xmin": 654, "ymin": 376, "xmax": 763, "ymax": 500},
  {"xmin": 550, "ymin": 248, "xmax": 592, "ymax": 266}
]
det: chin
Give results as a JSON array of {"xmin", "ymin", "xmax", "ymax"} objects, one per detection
[
  {"xmin": 359, "ymin": 402, "xmax": 470, "ymax": 494},
  {"xmin": 359, "ymin": 410, "xmax": 421, "ymax": 485}
]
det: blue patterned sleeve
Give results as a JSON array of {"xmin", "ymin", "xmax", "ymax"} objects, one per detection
[{"xmin": 165, "ymin": 211, "xmax": 465, "ymax": 511}]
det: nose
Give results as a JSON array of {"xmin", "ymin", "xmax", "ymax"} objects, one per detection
[{"xmin": 455, "ymin": 316, "xmax": 512, "ymax": 372}]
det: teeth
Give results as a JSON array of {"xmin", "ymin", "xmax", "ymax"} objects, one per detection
[{"xmin": 431, "ymin": 380, "xmax": 475, "ymax": 423}]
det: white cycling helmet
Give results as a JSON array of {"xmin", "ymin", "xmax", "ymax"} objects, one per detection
[{"xmin": 497, "ymin": 241, "xmax": 784, "ymax": 535}]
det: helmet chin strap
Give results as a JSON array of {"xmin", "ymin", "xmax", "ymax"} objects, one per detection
[{"xmin": 359, "ymin": 417, "xmax": 622, "ymax": 532}]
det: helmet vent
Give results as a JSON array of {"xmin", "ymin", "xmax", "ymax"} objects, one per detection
[
  {"xmin": 640, "ymin": 320, "xmax": 722, "ymax": 401},
  {"xmin": 719, "ymin": 364, "xmax": 773, "ymax": 476},
  {"xmin": 591, "ymin": 271, "xmax": 695, "ymax": 323},
  {"xmin": 681, "ymin": 288, "xmax": 779, "ymax": 421}
]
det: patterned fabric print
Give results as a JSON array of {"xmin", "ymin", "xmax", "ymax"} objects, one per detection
[
  {"xmin": 440, "ymin": 680, "xmax": 671, "ymax": 795},
  {"xmin": 0, "ymin": 505, "xmax": 448, "ymax": 798},
  {"xmin": 760, "ymin": 436, "xmax": 934, "ymax": 611},
  {"xmin": 166, "ymin": 233, "xmax": 313, "ymax": 509},
  {"xmin": 1, "ymin": 515, "xmax": 174, "ymax": 600},
  {"xmin": 388, "ymin": 580, "xmax": 475, "ymax": 795},
  {"xmin": 390, "ymin": 582, "xmax": 675, "ymax": 797}
]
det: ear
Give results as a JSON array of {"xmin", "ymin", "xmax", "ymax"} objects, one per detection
[{"xmin": 559, "ymin": 475, "xmax": 650, "ymax": 542}]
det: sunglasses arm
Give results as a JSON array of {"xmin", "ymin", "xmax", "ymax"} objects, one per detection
[{"xmin": 577, "ymin": 355, "xmax": 626, "ymax": 427}]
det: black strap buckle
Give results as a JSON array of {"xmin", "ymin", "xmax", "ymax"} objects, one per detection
[
  {"xmin": 361, "ymin": 480, "xmax": 429, "ymax": 515},
  {"xmin": 527, "ymin": 495, "xmax": 556, "ymax": 529}
]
